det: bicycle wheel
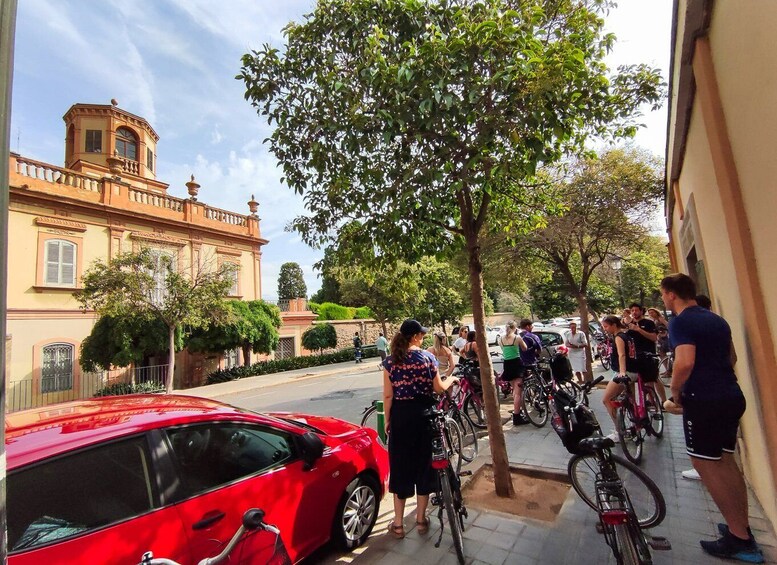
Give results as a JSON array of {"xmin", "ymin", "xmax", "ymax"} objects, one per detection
[
  {"xmin": 601, "ymin": 354, "xmax": 611, "ymax": 371},
  {"xmin": 359, "ymin": 406, "xmax": 387, "ymax": 447},
  {"xmin": 444, "ymin": 417, "xmax": 463, "ymax": 476},
  {"xmin": 616, "ymin": 406, "xmax": 644, "ymax": 464},
  {"xmin": 658, "ymin": 357, "xmax": 672, "ymax": 388},
  {"xmin": 557, "ymin": 380, "xmax": 584, "ymax": 405},
  {"xmin": 439, "ymin": 469, "xmax": 466, "ymax": 565},
  {"xmin": 567, "ymin": 452, "xmax": 666, "ymax": 528},
  {"xmin": 644, "ymin": 387, "xmax": 664, "ymax": 439},
  {"xmin": 612, "ymin": 523, "xmax": 643, "ymax": 565},
  {"xmin": 449, "ymin": 409, "xmax": 478, "ymax": 463},
  {"xmin": 463, "ymin": 393, "xmax": 487, "ymax": 430},
  {"xmin": 522, "ymin": 381, "xmax": 548, "ymax": 427}
]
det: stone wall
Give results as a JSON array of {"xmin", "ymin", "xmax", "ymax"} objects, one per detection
[{"xmin": 313, "ymin": 319, "xmax": 399, "ymax": 350}]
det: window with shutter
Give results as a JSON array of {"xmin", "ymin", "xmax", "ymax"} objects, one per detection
[
  {"xmin": 44, "ymin": 240, "xmax": 77, "ymax": 286},
  {"xmin": 147, "ymin": 249, "xmax": 176, "ymax": 305}
]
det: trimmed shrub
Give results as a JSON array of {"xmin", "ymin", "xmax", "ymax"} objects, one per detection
[
  {"xmin": 317, "ymin": 302, "xmax": 352, "ymax": 320},
  {"xmin": 354, "ymin": 306, "xmax": 373, "ymax": 319},
  {"xmin": 302, "ymin": 323, "xmax": 338, "ymax": 352},
  {"xmin": 308, "ymin": 301, "xmax": 321, "ymax": 314},
  {"xmin": 206, "ymin": 346, "xmax": 378, "ymax": 385},
  {"xmin": 93, "ymin": 381, "xmax": 164, "ymax": 397}
]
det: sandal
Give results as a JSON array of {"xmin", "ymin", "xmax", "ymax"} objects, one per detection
[
  {"xmin": 387, "ymin": 522, "xmax": 405, "ymax": 539},
  {"xmin": 416, "ymin": 518, "xmax": 430, "ymax": 535}
]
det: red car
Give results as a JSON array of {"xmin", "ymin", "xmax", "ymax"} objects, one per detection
[{"xmin": 6, "ymin": 394, "xmax": 389, "ymax": 564}]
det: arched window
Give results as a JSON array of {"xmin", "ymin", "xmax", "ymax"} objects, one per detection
[
  {"xmin": 41, "ymin": 343, "xmax": 74, "ymax": 392},
  {"xmin": 44, "ymin": 239, "xmax": 76, "ymax": 286},
  {"xmin": 115, "ymin": 127, "xmax": 138, "ymax": 160}
]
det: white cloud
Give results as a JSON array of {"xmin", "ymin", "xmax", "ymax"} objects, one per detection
[{"xmin": 211, "ymin": 124, "xmax": 223, "ymax": 145}]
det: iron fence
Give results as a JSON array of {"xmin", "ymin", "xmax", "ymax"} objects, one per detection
[{"xmin": 6, "ymin": 364, "xmax": 168, "ymax": 413}]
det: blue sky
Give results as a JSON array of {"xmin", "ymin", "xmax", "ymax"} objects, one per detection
[{"xmin": 10, "ymin": 0, "xmax": 672, "ymax": 299}]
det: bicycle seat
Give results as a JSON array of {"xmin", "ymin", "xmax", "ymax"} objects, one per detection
[
  {"xmin": 421, "ymin": 406, "xmax": 443, "ymax": 419},
  {"xmin": 578, "ymin": 436, "xmax": 615, "ymax": 451}
]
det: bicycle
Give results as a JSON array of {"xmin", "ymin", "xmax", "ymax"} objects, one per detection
[
  {"xmin": 138, "ymin": 508, "xmax": 290, "ymax": 565},
  {"xmin": 436, "ymin": 380, "xmax": 479, "ymax": 464},
  {"xmin": 423, "ymin": 406, "xmax": 471, "ymax": 565},
  {"xmin": 569, "ymin": 436, "xmax": 670, "ymax": 564},
  {"xmin": 658, "ymin": 351, "xmax": 673, "ymax": 388},
  {"xmin": 360, "ymin": 399, "xmax": 388, "ymax": 447},
  {"xmin": 597, "ymin": 335, "xmax": 613, "ymax": 370},
  {"xmin": 521, "ymin": 359, "xmax": 586, "ymax": 428},
  {"xmin": 611, "ymin": 363, "xmax": 665, "ymax": 465}
]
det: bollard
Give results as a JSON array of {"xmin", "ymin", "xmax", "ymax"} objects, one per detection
[{"xmin": 376, "ymin": 400, "xmax": 386, "ymax": 443}]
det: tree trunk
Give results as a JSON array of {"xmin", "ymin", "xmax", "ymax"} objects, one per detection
[
  {"xmin": 441, "ymin": 320, "xmax": 447, "ymax": 336},
  {"xmin": 380, "ymin": 319, "xmax": 388, "ymax": 338},
  {"xmin": 465, "ymin": 231, "xmax": 514, "ymax": 498},
  {"xmin": 166, "ymin": 325, "xmax": 176, "ymax": 394},
  {"xmin": 242, "ymin": 343, "xmax": 252, "ymax": 367},
  {"xmin": 576, "ymin": 294, "xmax": 594, "ymax": 382}
]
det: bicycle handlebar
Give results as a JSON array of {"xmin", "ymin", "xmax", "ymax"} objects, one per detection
[{"xmin": 139, "ymin": 508, "xmax": 278, "ymax": 565}]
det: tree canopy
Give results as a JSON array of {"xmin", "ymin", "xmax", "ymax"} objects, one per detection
[
  {"xmin": 302, "ymin": 323, "xmax": 338, "ymax": 354},
  {"xmin": 278, "ymin": 262, "xmax": 308, "ymax": 299},
  {"xmin": 76, "ymin": 249, "xmax": 235, "ymax": 393},
  {"xmin": 186, "ymin": 300, "xmax": 282, "ymax": 365},
  {"xmin": 239, "ymin": 0, "xmax": 664, "ymax": 497}
]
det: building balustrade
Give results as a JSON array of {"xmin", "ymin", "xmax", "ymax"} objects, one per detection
[
  {"xmin": 15, "ymin": 154, "xmax": 100, "ymax": 192},
  {"xmin": 121, "ymin": 157, "xmax": 140, "ymax": 175}
]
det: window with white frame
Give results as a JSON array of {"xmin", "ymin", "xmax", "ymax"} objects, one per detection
[
  {"xmin": 227, "ymin": 263, "xmax": 239, "ymax": 296},
  {"xmin": 44, "ymin": 239, "xmax": 76, "ymax": 286},
  {"xmin": 147, "ymin": 249, "xmax": 176, "ymax": 306},
  {"xmin": 225, "ymin": 348, "xmax": 240, "ymax": 369},
  {"xmin": 41, "ymin": 343, "xmax": 74, "ymax": 393}
]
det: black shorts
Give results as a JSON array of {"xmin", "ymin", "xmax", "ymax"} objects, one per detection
[
  {"xmin": 502, "ymin": 358, "xmax": 523, "ymax": 381},
  {"xmin": 682, "ymin": 390, "xmax": 746, "ymax": 460}
]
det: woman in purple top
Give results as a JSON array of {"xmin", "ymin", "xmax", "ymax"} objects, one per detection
[{"xmin": 383, "ymin": 319, "xmax": 459, "ymax": 540}]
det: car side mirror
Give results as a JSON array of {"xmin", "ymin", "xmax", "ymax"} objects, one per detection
[{"xmin": 299, "ymin": 431, "xmax": 325, "ymax": 471}]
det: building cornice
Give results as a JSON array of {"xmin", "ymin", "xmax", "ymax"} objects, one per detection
[
  {"xmin": 63, "ymin": 104, "xmax": 160, "ymax": 141},
  {"xmin": 34, "ymin": 216, "xmax": 87, "ymax": 232},
  {"xmin": 129, "ymin": 230, "xmax": 187, "ymax": 247}
]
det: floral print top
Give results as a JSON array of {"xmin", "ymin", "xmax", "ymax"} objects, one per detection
[{"xmin": 383, "ymin": 349, "xmax": 438, "ymax": 402}]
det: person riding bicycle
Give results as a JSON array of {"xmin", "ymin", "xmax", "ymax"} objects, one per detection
[
  {"xmin": 499, "ymin": 321, "xmax": 528, "ymax": 426},
  {"xmin": 600, "ymin": 315, "xmax": 640, "ymax": 441},
  {"xmin": 382, "ymin": 319, "xmax": 459, "ymax": 540},
  {"xmin": 515, "ymin": 319, "xmax": 542, "ymax": 426},
  {"xmin": 626, "ymin": 303, "xmax": 666, "ymax": 404}
]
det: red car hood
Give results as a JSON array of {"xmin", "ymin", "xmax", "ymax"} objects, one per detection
[{"xmin": 266, "ymin": 412, "xmax": 363, "ymax": 438}]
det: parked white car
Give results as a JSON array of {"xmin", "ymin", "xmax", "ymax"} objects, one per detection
[{"xmin": 485, "ymin": 325, "xmax": 505, "ymax": 345}]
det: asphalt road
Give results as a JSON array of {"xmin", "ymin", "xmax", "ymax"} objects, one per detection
[{"xmin": 217, "ymin": 361, "xmax": 386, "ymax": 424}]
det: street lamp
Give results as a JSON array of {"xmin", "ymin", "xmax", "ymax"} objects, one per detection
[{"xmin": 609, "ymin": 255, "xmax": 625, "ymax": 308}]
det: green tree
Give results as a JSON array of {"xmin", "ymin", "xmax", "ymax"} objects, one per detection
[
  {"xmin": 239, "ymin": 0, "xmax": 663, "ymax": 497},
  {"xmin": 76, "ymin": 249, "xmax": 235, "ymax": 393},
  {"xmin": 80, "ymin": 315, "xmax": 182, "ymax": 372},
  {"xmin": 516, "ymin": 148, "xmax": 664, "ymax": 375},
  {"xmin": 277, "ymin": 262, "xmax": 307, "ymax": 299},
  {"xmin": 619, "ymin": 237, "xmax": 671, "ymax": 307},
  {"xmin": 338, "ymin": 262, "xmax": 423, "ymax": 336},
  {"xmin": 414, "ymin": 257, "xmax": 467, "ymax": 335},
  {"xmin": 301, "ymin": 323, "xmax": 338, "ymax": 354},
  {"xmin": 186, "ymin": 300, "xmax": 282, "ymax": 366}
]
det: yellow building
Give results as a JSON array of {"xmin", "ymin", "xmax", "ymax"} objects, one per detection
[
  {"xmin": 666, "ymin": 0, "xmax": 777, "ymax": 531},
  {"xmin": 6, "ymin": 101, "xmax": 315, "ymax": 412}
]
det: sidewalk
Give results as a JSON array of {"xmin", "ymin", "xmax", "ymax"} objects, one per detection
[{"xmin": 322, "ymin": 389, "xmax": 777, "ymax": 565}]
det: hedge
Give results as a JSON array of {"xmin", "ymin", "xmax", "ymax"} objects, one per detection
[
  {"xmin": 354, "ymin": 306, "xmax": 373, "ymax": 319},
  {"xmin": 93, "ymin": 381, "xmax": 165, "ymax": 397},
  {"xmin": 316, "ymin": 302, "xmax": 353, "ymax": 320},
  {"xmin": 206, "ymin": 346, "xmax": 379, "ymax": 384}
]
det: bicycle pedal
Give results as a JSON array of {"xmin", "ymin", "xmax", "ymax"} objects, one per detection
[
  {"xmin": 595, "ymin": 523, "xmax": 605, "ymax": 534},
  {"xmin": 647, "ymin": 536, "xmax": 672, "ymax": 551},
  {"xmin": 458, "ymin": 470, "xmax": 473, "ymax": 477}
]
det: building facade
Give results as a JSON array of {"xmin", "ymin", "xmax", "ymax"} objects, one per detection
[
  {"xmin": 6, "ymin": 101, "xmax": 314, "ymax": 411},
  {"xmin": 665, "ymin": 0, "xmax": 777, "ymax": 531}
]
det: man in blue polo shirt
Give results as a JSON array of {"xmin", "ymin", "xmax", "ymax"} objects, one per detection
[{"xmin": 661, "ymin": 273, "xmax": 762, "ymax": 563}]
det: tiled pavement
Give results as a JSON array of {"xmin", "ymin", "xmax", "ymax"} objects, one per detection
[{"xmin": 318, "ymin": 388, "xmax": 777, "ymax": 564}]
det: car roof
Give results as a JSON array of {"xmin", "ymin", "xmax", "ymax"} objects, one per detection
[{"xmin": 5, "ymin": 394, "xmax": 269, "ymax": 470}]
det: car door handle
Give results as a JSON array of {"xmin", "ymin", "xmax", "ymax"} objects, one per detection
[{"xmin": 192, "ymin": 510, "xmax": 226, "ymax": 530}]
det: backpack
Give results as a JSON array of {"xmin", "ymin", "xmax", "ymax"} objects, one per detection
[
  {"xmin": 549, "ymin": 353, "xmax": 573, "ymax": 382},
  {"xmin": 550, "ymin": 387, "xmax": 600, "ymax": 455}
]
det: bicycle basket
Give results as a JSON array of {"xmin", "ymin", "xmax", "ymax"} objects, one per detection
[{"xmin": 550, "ymin": 388, "xmax": 599, "ymax": 455}]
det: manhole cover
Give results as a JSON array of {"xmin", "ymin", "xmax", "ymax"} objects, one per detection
[
  {"xmin": 311, "ymin": 390, "xmax": 355, "ymax": 401},
  {"xmin": 462, "ymin": 464, "xmax": 570, "ymax": 522}
]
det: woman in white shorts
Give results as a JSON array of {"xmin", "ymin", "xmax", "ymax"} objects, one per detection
[{"xmin": 600, "ymin": 315, "xmax": 639, "ymax": 440}]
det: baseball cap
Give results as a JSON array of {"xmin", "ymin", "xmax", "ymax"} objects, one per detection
[{"xmin": 400, "ymin": 319, "xmax": 429, "ymax": 336}]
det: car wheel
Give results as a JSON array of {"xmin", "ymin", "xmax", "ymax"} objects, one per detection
[{"xmin": 331, "ymin": 475, "xmax": 380, "ymax": 549}]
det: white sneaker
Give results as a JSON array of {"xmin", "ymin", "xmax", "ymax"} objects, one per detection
[
  {"xmin": 605, "ymin": 431, "xmax": 619, "ymax": 442},
  {"xmin": 682, "ymin": 468, "xmax": 701, "ymax": 481}
]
